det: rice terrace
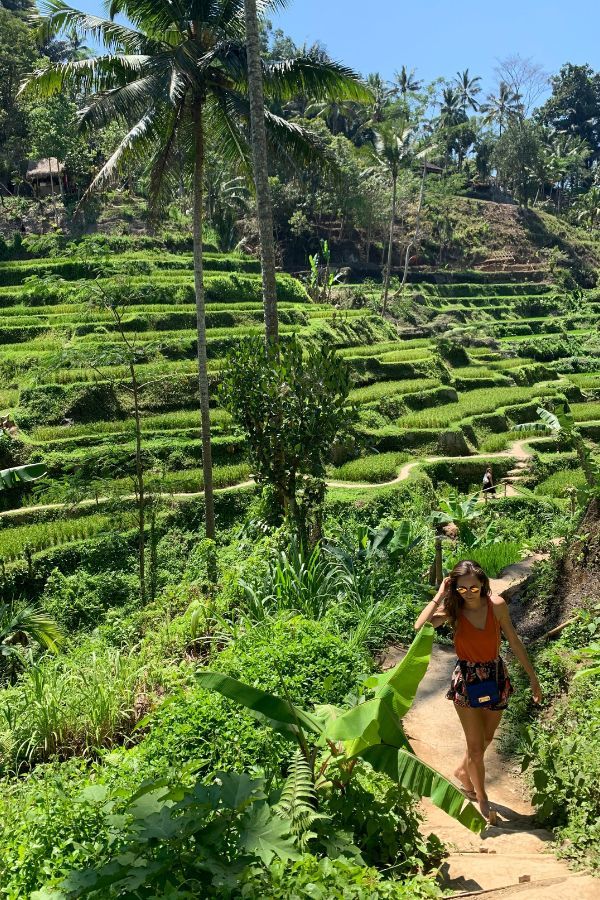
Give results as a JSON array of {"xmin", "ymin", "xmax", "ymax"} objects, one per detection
[{"xmin": 0, "ymin": 0, "xmax": 599, "ymax": 897}]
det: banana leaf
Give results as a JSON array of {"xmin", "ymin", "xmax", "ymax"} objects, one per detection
[
  {"xmin": 0, "ymin": 463, "xmax": 47, "ymax": 490},
  {"xmin": 360, "ymin": 745, "xmax": 485, "ymax": 833},
  {"xmin": 195, "ymin": 671, "xmax": 324, "ymax": 736},
  {"xmin": 324, "ymin": 624, "xmax": 434, "ymax": 756}
]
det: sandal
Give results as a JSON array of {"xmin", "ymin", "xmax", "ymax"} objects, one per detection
[{"xmin": 454, "ymin": 781, "xmax": 477, "ymax": 801}]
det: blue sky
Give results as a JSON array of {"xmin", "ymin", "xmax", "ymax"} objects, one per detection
[{"xmin": 71, "ymin": 0, "xmax": 600, "ymax": 102}]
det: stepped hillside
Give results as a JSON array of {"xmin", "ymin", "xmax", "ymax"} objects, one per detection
[{"xmin": 1, "ymin": 236, "xmax": 599, "ymax": 566}]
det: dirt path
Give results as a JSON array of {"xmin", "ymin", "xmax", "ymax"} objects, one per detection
[
  {"xmin": 0, "ymin": 439, "xmax": 537, "ymax": 520},
  {"xmin": 382, "ymin": 555, "xmax": 599, "ymax": 898}
]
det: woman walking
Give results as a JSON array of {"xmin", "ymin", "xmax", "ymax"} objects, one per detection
[{"xmin": 414, "ymin": 559, "xmax": 542, "ymax": 824}]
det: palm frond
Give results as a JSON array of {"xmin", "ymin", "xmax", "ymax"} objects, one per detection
[
  {"xmin": 263, "ymin": 58, "xmax": 373, "ymax": 104},
  {"xmin": 82, "ymin": 112, "xmax": 161, "ymax": 199},
  {"xmin": 77, "ymin": 71, "xmax": 171, "ymax": 131},
  {"xmin": 35, "ymin": 0, "xmax": 155, "ymax": 53},
  {"xmin": 0, "ymin": 605, "xmax": 64, "ymax": 654},
  {"xmin": 19, "ymin": 55, "xmax": 150, "ymax": 99},
  {"xmin": 147, "ymin": 101, "xmax": 190, "ymax": 218}
]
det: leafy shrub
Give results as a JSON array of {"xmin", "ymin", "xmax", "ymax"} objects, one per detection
[
  {"xmin": 323, "ymin": 765, "xmax": 443, "ymax": 874},
  {"xmin": 41, "ymin": 568, "xmax": 139, "ymax": 632},
  {"xmin": 136, "ymin": 616, "xmax": 368, "ymax": 777}
]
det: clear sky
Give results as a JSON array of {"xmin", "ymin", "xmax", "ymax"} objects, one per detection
[{"xmin": 71, "ymin": 0, "xmax": 600, "ymax": 101}]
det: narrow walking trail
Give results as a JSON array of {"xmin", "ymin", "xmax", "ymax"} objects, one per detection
[
  {"xmin": 0, "ymin": 438, "xmax": 536, "ymax": 521},
  {"xmin": 382, "ymin": 554, "xmax": 600, "ymax": 899}
]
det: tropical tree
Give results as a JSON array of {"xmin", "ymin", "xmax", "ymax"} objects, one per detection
[
  {"xmin": 480, "ymin": 81, "xmax": 522, "ymax": 135},
  {"xmin": 453, "ymin": 68, "xmax": 482, "ymax": 112},
  {"xmin": 372, "ymin": 120, "xmax": 415, "ymax": 313},
  {"xmin": 542, "ymin": 129, "xmax": 591, "ymax": 212},
  {"xmin": 395, "ymin": 64, "xmax": 421, "ymax": 97},
  {"xmin": 572, "ymin": 186, "xmax": 600, "ymax": 231},
  {"xmin": 23, "ymin": 0, "xmax": 369, "ymax": 542},
  {"xmin": 243, "ymin": 0, "xmax": 278, "ymax": 345}
]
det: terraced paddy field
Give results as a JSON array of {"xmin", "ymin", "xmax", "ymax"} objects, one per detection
[{"xmin": 1, "ymin": 242, "xmax": 600, "ymax": 566}]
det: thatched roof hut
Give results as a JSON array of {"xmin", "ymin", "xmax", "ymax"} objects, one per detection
[{"xmin": 25, "ymin": 158, "xmax": 67, "ymax": 196}]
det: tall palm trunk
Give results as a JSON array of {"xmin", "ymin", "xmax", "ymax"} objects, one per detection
[
  {"xmin": 192, "ymin": 98, "xmax": 216, "ymax": 542},
  {"xmin": 382, "ymin": 170, "xmax": 397, "ymax": 315},
  {"xmin": 243, "ymin": 0, "xmax": 279, "ymax": 346},
  {"xmin": 401, "ymin": 162, "xmax": 426, "ymax": 290}
]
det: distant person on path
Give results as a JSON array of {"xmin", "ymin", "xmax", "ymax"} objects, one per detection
[
  {"xmin": 414, "ymin": 559, "xmax": 542, "ymax": 824},
  {"xmin": 482, "ymin": 466, "xmax": 496, "ymax": 498}
]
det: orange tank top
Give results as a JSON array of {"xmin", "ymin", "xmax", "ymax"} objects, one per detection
[{"xmin": 454, "ymin": 598, "xmax": 501, "ymax": 663}]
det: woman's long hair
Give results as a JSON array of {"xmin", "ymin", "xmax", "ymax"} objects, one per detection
[{"xmin": 443, "ymin": 559, "xmax": 491, "ymax": 630}]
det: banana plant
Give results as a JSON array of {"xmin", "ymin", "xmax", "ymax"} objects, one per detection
[
  {"xmin": 0, "ymin": 464, "xmax": 46, "ymax": 491},
  {"xmin": 431, "ymin": 491, "xmax": 482, "ymax": 532},
  {"xmin": 197, "ymin": 624, "xmax": 486, "ymax": 833}
]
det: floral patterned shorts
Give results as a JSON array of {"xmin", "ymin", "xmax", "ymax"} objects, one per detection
[{"xmin": 445, "ymin": 657, "xmax": 514, "ymax": 710}]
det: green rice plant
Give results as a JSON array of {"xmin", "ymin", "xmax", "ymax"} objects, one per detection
[
  {"xmin": 477, "ymin": 428, "xmax": 539, "ymax": 453},
  {"xmin": 535, "ymin": 469, "xmax": 587, "ymax": 499},
  {"xmin": 349, "ymin": 379, "xmax": 438, "ymax": 404},
  {"xmin": 447, "ymin": 541, "xmax": 523, "ymax": 578},
  {"xmin": 0, "ymin": 515, "xmax": 110, "ymax": 563},
  {"xmin": 397, "ymin": 386, "xmax": 561, "ymax": 430},
  {"xmin": 569, "ymin": 402, "xmax": 600, "ymax": 422},
  {"xmin": 329, "ymin": 452, "xmax": 412, "ymax": 483}
]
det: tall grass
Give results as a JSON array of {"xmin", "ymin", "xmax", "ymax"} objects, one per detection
[
  {"xmin": 447, "ymin": 542, "xmax": 523, "ymax": 578},
  {"xmin": 0, "ymin": 648, "xmax": 145, "ymax": 773}
]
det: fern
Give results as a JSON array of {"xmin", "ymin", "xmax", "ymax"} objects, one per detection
[{"xmin": 275, "ymin": 750, "xmax": 328, "ymax": 849}]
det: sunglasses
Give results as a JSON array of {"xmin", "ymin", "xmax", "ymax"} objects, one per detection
[{"xmin": 456, "ymin": 585, "xmax": 481, "ymax": 594}]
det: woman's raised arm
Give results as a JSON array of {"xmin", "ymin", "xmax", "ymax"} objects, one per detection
[{"xmin": 414, "ymin": 575, "xmax": 451, "ymax": 630}]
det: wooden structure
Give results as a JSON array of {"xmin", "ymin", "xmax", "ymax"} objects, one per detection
[{"xmin": 25, "ymin": 158, "xmax": 67, "ymax": 198}]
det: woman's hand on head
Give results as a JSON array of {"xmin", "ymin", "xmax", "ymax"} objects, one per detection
[{"xmin": 436, "ymin": 576, "xmax": 452, "ymax": 600}]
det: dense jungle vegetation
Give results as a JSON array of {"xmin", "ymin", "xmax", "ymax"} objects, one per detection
[{"xmin": 0, "ymin": 0, "xmax": 599, "ymax": 896}]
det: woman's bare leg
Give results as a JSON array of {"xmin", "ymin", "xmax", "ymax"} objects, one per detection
[
  {"xmin": 455, "ymin": 709, "xmax": 503, "ymax": 792},
  {"xmin": 454, "ymin": 704, "xmax": 490, "ymax": 818}
]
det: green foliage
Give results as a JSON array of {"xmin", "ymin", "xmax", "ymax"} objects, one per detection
[
  {"xmin": 198, "ymin": 625, "xmax": 485, "ymax": 833},
  {"xmin": 238, "ymin": 855, "xmax": 443, "ymax": 898},
  {"xmin": 41, "ymin": 569, "xmax": 138, "ymax": 632},
  {"xmin": 220, "ymin": 334, "xmax": 356, "ymax": 539}
]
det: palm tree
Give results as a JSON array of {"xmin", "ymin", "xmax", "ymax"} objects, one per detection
[
  {"xmin": 453, "ymin": 69, "xmax": 482, "ymax": 112},
  {"xmin": 481, "ymin": 82, "xmax": 522, "ymax": 135},
  {"xmin": 244, "ymin": 0, "xmax": 278, "ymax": 345},
  {"xmin": 0, "ymin": 604, "xmax": 64, "ymax": 683},
  {"xmin": 24, "ymin": 0, "xmax": 369, "ymax": 541},
  {"xmin": 373, "ymin": 120, "xmax": 415, "ymax": 313},
  {"xmin": 395, "ymin": 64, "xmax": 422, "ymax": 97},
  {"xmin": 438, "ymin": 87, "xmax": 463, "ymax": 127}
]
